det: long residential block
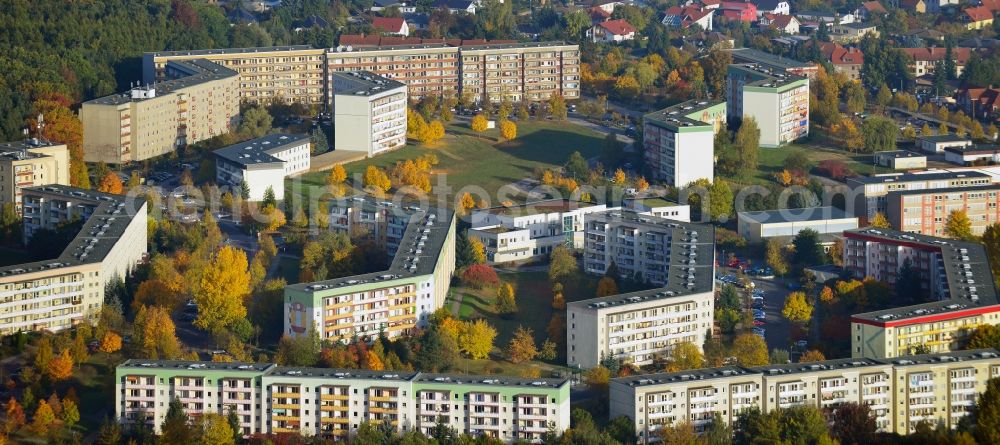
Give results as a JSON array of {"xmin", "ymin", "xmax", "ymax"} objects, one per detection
[
  {"xmin": 0, "ymin": 140, "xmax": 70, "ymax": 215},
  {"xmin": 0, "ymin": 186, "xmax": 147, "ymax": 335},
  {"xmin": 846, "ymin": 171, "xmax": 993, "ymax": 223},
  {"xmin": 569, "ymin": 211, "xmax": 715, "ymax": 368},
  {"xmin": 82, "ymin": 59, "xmax": 240, "ymax": 164},
  {"xmin": 886, "ymin": 185, "xmax": 1000, "ymax": 237},
  {"xmin": 642, "ymin": 100, "xmax": 726, "ymax": 187},
  {"xmin": 610, "ymin": 349, "xmax": 1000, "ymax": 442},
  {"xmin": 116, "ymin": 360, "xmax": 570, "ymax": 442},
  {"xmin": 284, "ymin": 201, "xmax": 455, "ymax": 342},
  {"xmin": 844, "ymin": 228, "xmax": 1000, "ymax": 358},
  {"xmin": 726, "ymin": 63, "xmax": 809, "ymax": 147}
]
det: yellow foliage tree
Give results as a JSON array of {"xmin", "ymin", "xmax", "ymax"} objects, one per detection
[
  {"xmin": 781, "ymin": 291, "xmax": 814, "ymax": 324},
  {"xmin": 819, "ymin": 286, "xmax": 836, "ymax": 304},
  {"xmin": 426, "ymin": 120, "xmax": 446, "ymax": 142},
  {"xmin": 439, "ymin": 317, "xmax": 463, "ymax": 342},
  {"xmin": 326, "ymin": 164, "xmax": 347, "ymax": 185},
  {"xmin": 468, "ymin": 237, "xmax": 487, "ymax": 264},
  {"xmin": 666, "ymin": 341, "xmax": 703, "ymax": 372},
  {"xmin": 99, "ymin": 331, "xmax": 122, "ymax": 354},
  {"xmin": 97, "ymin": 171, "xmax": 124, "ymax": 195},
  {"xmin": 613, "ymin": 168, "xmax": 626, "ymax": 184},
  {"xmin": 471, "ymin": 114, "xmax": 489, "ymax": 132},
  {"xmin": 134, "ymin": 305, "xmax": 182, "ymax": 359},
  {"xmin": 870, "ymin": 212, "xmax": 891, "ymax": 229},
  {"xmin": 733, "ymin": 333, "xmax": 769, "ymax": 367},
  {"xmin": 29, "ymin": 400, "xmax": 55, "ymax": 434},
  {"xmin": 363, "ymin": 165, "xmax": 392, "ymax": 193},
  {"xmin": 460, "ymin": 319, "xmax": 497, "ymax": 359},
  {"xmin": 507, "ymin": 326, "xmax": 538, "ymax": 364},
  {"xmin": 366, "ymin": 351, "xmax": 385, "ymax": 371},
  {"xmin": 200, "ymin": 413, "xmax": 236, "ymax": 445},
  {"xmin": 260, "ymin": 204, "xmax": 287, "ymax": 232},
  {"xmin": 499, "ymin": 119, "xmax": 517, "ymax": 140},
  {"xmin": 459, "ymin": 192, "xmax": 476, "ymax": 210},
  {"xmin": 595, "ymin": 277, "xmax": 618, "ymax": 297},
  {"xmin": 799, "ymin": 350, "xmax": 827, "ymax": 363},
  {"xmin": 636, "ymin": 176, "xmax": 649, "ymax": 191},
  {"xmin": 46, "ymin": 349, "xmax": 73, "ymax": 381},
  {"xmin": 775, "ymin": 169, "xmax": 794, "ymax": 186},
  {"xmin": 194, "ymin": 245, "xmax": 250, "ymax": 333}
]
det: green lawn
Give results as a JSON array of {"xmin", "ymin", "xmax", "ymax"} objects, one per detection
[
  {"xmin": 288, "ymin": 121, "xmax": 606, "ymax": 206},
  {"xmin": 743, "ymin": 143, "xmax": 892, "ymax": 186}
]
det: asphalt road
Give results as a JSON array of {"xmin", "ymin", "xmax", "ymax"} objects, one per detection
[{"xmin": 717, "ymin": 266, "xmax": 794, "ymax": 353}]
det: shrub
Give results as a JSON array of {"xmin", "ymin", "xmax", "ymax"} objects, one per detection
[{"xmin": 461, "ymin": 264, "xmax": 500, "ymax": 289}]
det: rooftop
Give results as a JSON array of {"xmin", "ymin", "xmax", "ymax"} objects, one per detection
[
  {"xmin": 478, "ymin": 199, "xmax": 598, "ymax": 216},
  {"xmin": 919, "ymin": 134, "xmax": 972, "ymax": 143},
  {"xmin": 887, "ymin": 184, "xmax": 1000, "ymax": 196},
  {"xmin": 847, "ymin": 170, "xmax": 991, "ymax": 185},
  {"xmin": 331, "ymin": 71, "xmax": 407, "ymax": 96},
  {"xmin": 613, "ymin": 366, "xmax": 756, "ymax": 387},
  {"xmin": 750, "ymin": 357, "xmax": 886, "ymax": 376},
  {"xmin": 729, "ymin": 47, "xmax": 812, "ymax": 71},
  {"xmin": 287, "ymin": 198, "xmax": 455, "ymax": 293},
  {"xmin": 945, "ymin": 145, "xmax": 1000, "ymax": 155},
  {"xmin": 147, "ymin": 45, "xmax": 320, "ymax": 58},
  {"xmin": 626, "ymin": 197, "xmax": 681, "ymax": 209},
  {"xmin": 213, "ymin": 134, "xmax": 311, "ymax": 168},
  {"xmin": 729, "ymin": 63, "xmax": 807, "ymax": 89},
  {"xmin": 0, "ymin": 139, "xmax": 63, "ymax": 161},
  {"xmin": 0, "ymin": 186, "xmax": 146, "ymax": 278},
  {"xmin": 846, "ymin": 227, "xmax": 998, "ymax": 324},
  {"xmin": 85, "ymin": 59, "xmax": 237, "ymax": 106},
  {"xmin": 874, "ymin": 150, "xmax": 926, "ymax": 159},
  {"xmin": 738, "ymin": 206, "xmax": 854, "ymax": 224},
  {"xmin": 643, "ymin": 99, "xmax": 723, "ymax": 131}
]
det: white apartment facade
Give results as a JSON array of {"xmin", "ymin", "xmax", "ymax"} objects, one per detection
[
  {"xmin": 0, "ymin": 140, "xmax": 70, "ymax": 215},
  {"xmin": 214, "ymin": 134, "xmax": 311, "ymax": 201},
  {"xmin": 726, "ymin": 64, "xmax": 809, "ymax": 147},
  {"xmin": 331, "ymin": 72, "xmax": 408, "ymax": 156},
  {"xmin": 642, "ymin": 100, "xmax": 726, "ymax": 186},
  {"xmin": 116, "ymin": 360, "xmax": 571, "ymax": 443}
]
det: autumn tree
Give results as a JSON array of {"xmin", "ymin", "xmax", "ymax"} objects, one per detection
[
  {"xmin": 494, "ymin": 282, "xmax": 518, "ymax": 315},
  {"xmin": 977, "ymin": 377, "xmax": 1000, "ymax": 445},
  {"xmin": 945, "ymin": 210, "xmax": 974, "ymax": 240},
  {"xmin": 870, "ymin": 212, "xmax": 891, "ymax": 229},
  {"xmin": 29, "ymin": 400, "xmax": 55, "ymax": 434},
  {"xmin": 799, "ymin": 350, "xmax": 826, "ymax": 363},
  {"xmin": 734, "ymin": 117, "xmax": 760, "ymax": 178},
  {"xmin": 583, "ymin": 366, "xmax": 611, "ymax": 395},
  {"xmin": 548, "ymin": 93, "xmax": 568, "ymax": 120},
  {"xmin": 134, "ymin": 305, "xmax": 182, "ymax": 359},
  {"xmin": 969, "ymin": 324, "xmax": 1000, "ymax": 349},
  {"xmin": 596, "ymin": 276, "xmax": 619, "ymax": 298},
  {"xmin": 507, "ymin": 326, "xmax": 538, "ymax": 363},
  {"xmin": 830, "ymin": 403, "xmax": 877, "ymax": 445},
  {"xmin": 459, "ymin": 319, "xmax": 497, "ymax": 359},
  {"xmin": 499, "ymin": 119, "xmax": 517, "ymax": 140},
  {"xmin": 194, "ymin": 245, "xmax": 250, "ymax": 333},
  {"xmin": 471, "ymin": 114, "xmax": 489, "ymax": 132},
  {"xmin": 461, "ymin": 264, "xmax": 500, "ymax": 289},
  {"xmin": 666, "ymin": 341, "xmax": 704, "ymax": 372},
  {"xmin": 363, "ymin": 165, "xmax": 392, "ymax": 194},
  {"xmin": 782, "ymin": 291, "xmax": 814, "ymax": 324},
  {"xmin": 551, "ymin": 283, "xmax": 566, "ymax": 310},
  {"xmin": 326, "ymin": 164, "xmax": 347, "ymax": 185},
  {"xmin": 766, "ymin": 239, "xmax": 789, "ymax": 276},
  {"xmin": 46, "ymin": 349, "xmax": 74, "ymax": 381},
  {"xmin": 4, "ymin": 398, "xmax": 25, "ymax": 433},
  {"xmin": 30, "ymin": 98, "xmax": 87, "ymax": 188},
  {"xmin": 97, "ymin": 171, "xmax": 124, "ymax": 195},
  {"xmin": 548, "ymin": 245, "xmax": 578, "ymax": 284},
  {"xmin": 61, "ymin": 399, "xmax": 79, "ymax": 429},
  {"xmin": 733, "ymin": 333, "xmax": 769, "ymax": 367},
  {"xmin": 468, "ymin": 237, "xmax": 487, "ymax": 264},
  {"xmin": 201, "ymin": 413, "xmax": 236, "ymax": 445}
]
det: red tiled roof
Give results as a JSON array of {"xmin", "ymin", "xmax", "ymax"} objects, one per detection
[
  {"xmin": 965, "ymin": 5, "xmax": 993, "ymax": 22},
  {"xmin": 901, "ymin": 47, "xmax": 973, "ymax": 64},
  {"xmin": 598, "ymin": 18, "xmax": 636, "ymax": 35},
  {"xmin": 822, "ymin": 43, "xmax": 864, "ymax": 65},
  {"xmin": 372, "ymin": 17, "xmax": 406, "ymax": 33},
  {"xmin": 769, "ymin": 14, "xmax": 797, "ymax": 29},
  {"xmin": 982, "ymin": 0, "xmax": 1000, "ymax": 12},
  {"xmin": 862, "ymin": 0, "xmax": 888, "ymax": 12},
  {"xmin": 589, "ymin": 6, "xmax": 612, "ymax": 19}
]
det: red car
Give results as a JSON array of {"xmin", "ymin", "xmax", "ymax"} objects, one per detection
[{"xmin": 753, "ymin": 320, "xmax": 766, "ymax": 327}]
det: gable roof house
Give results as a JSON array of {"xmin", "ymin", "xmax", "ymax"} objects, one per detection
[
  {"xmin": 754, "ymin": 0, "xmax": 790, "ymax": 16},
  {"xmin": 760, "ymin": 13, "xmax": 800, "ymax": 34},
  {"xmin": 586, "ymin": 19, "xmax": 637, "ymax": 42},
  {"xmin": 720, "ymin": 1, "xmax": 757, "ymax": 22},
  {"xmin": 663, "ymin": 5, "xmax": 714, "ymax": 30},
  {"xmin": 372, "ymin": 17, "xmax": 410, "ymax": 36},
  {"xmin": 901, "ymin": 47, "xmax": 973, "ymax": 78},
  {"xmin": 821, "ymin": 42, "xmax": 864, "ymax": 81},
  {"xmin": 858, "ymin": 1, "xmax": 888, "ymax": 19}
]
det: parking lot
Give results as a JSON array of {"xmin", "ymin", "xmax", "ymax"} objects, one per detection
[{"xmin": 717, "ymin": 266, "xmax": 797, "ymax": 355}]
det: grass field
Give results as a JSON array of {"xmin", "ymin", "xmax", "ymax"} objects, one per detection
[
  {"xmin": 737, "ymin": 143, "xmax": 892, "ymax": 186},
  {"xmin": 288, "ymin": 121, "xmax": 606, "ymax": 206}
]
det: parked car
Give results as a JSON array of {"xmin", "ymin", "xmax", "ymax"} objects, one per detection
[
  {"xmin": 753, "ymin": 310, "xmax": 766, "ymax": 319},
  {"xmin": 752, "ymin": 327, "xmax": 766, "ymax": 337},
  {"xmin": 753, "ymin": 320, "xmax": 766, "ymax": 326}
]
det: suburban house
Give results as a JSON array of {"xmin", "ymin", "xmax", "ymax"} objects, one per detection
[
  {"xmin": 760, "ymin": 13, "xmax": 800, "ymax": 34},
  {"xmin": 821, "ymin": 42, "xmax": 864, "ymax": 81},
  {"xmin": 830, "ymin": 22, "xmax": 878, "ymax": 43},
  {"xmin": 663, "ymin": 5, "xmax": 714, "ymax": 30},
  {"xmin": 720, "ymin": 1, "xmax": 758, "ymax": 22},
  {"xmin": 586, "ymin": 19, "xmax": 636, "ymax": 42},
  {"xmin": 754, "ymin": 0, "xmax": 790, "ymax": 15},
  {"xmin": 434, "ymin": 0, "xmax": 477, "ymax": 14},
  {"xmin": 370, "ymin": 0, "xmax": 417, "ymax": 12},
  {"xmin": 795, "ymin": 11, "xmax": 855, "ymax": 24},
  {"xmin": 900, "ymin": 47, "xmax": 973, "ymax": 78},
  {"xmin": 956, "ymin": 86, "xmax": 1000, "ymax": 118},
  {"xmin": 858, "ymin": 1, "xmax": 888, "ymax": 19},
  {"xmin": 592, "ymin": 0, "xmax": 624, "ymax": 14},
  {"xmin": 372, "ymin": 17, "xmax": 409, "ymax": 36},
  {"xmin": 963, "ymin": 6, "xmax": 994, "ymax": 29}
]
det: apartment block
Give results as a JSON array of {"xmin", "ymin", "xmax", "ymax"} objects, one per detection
[
  {"xmin": 457, "ymin": 42, "xmax": 580, "ymax": 103},
  {"xmin": 624, "ymin": 197, "xmax": 691, "ymax": 222},
  {"xmin": 143, "ymin": 46, "xmax": 327, "ymax": 105},
  {"xmin": 82, "ymin": 59, "xmax": 239, "ymax": 164},
  {"xmin": 0, "ymin": 186, "xmax": 147, "ymax": 335},
  {"xmin": 214, "ymin": 134, "xmax": 311, "ymax": 201},
  {"xmin": 327, "ymin": 44, "xmax": 461, "ymax": 99},
  {"xmin": 844, "ymin": 228, "xmax": 1000, "ymax": 358},
  {"xmin": 569, "ymin": 211, "xmax": 716, "ymax": 368},
  {"xmin": 726, "ymin": 64, "xmax": 809, "ymax": 147},
  {"xmin": 284, "ymin": 205, "xmax": 455, "ymax": 342},
  {"xmin": 642, "ymin": 100, "xmax": 726, "ymax": 187},
  {"xmin": 846, "ymin": 171, "xmax": 993, "ymax": 223},
  {"xmin": 609, "ymin": 349, "xmax": 1000, "ymax": 442},
  {"xmin": 468, "ymin": 200, "xmax": 613, "ymax": 264},
  {"xmin": 0, "ymin": 140, "xmax": 69, "ymax": 215},
  {"xmin": 886, "ymin": 185, "xmax": 1000, "ymax": 237},
  {"xmin": 331, "ymin": 72, "xmax": 408, "ymax": 156},
  {"xmin": 115, "ymin": 360, "xmax": 570, "ymax": 443}
]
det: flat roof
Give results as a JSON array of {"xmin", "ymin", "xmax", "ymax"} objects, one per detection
[
  {"xmin": 118, "ymin": 359, "xmax": 570, "ymax": 387},
  {"xmin": 874, "ymin": 150, "xmax": 926, "ymax": 159},
  {"xmin": 729, "ymin": 63, "xmax": 807, "ymax": 89},
  {"xmin": 0, "ymin": 186, "xmax": 146, "ymax": 278},
  {"xmin": 460, "ymin": 41, "xmax": 575, "ymax": 51},
  {"xmin": 750, "ymin": 357, "xmax": 886, "ymax": 376},
  {"xmin": 737, "ymin": 206, "xmax": 853, "ymax": 224},
  {"xmin": 0, "ymin": 139, "xmax": 62, "ymax": 161},
  {"xmin": 286, "ymin": 198, "xmax": 455, "ymax": 293},
  {"xmin": 626, "ymin": 197, "xmax": 681, "ymax": 208},
  {"xmin": 478, "ymin": 199, "xmax": 598, "ymax": 216},
  {"xmin": 331, "ymin": 71, "xmax": 407, "ymax": 96},
  {"xmin": 213, "ymin": 133, "xmax": 310, "ymax": 168},
  {"xmin": 847, "ymin": 171, "xmax": 992, "ymax": 185},
  {"xmin": 945, "ymin": 145, "xmax": 1000, "ymax": 155},
  {"xmin": 729, "ymin": 47, "xmax": 812, "ymax": 70},
  {"xmin": 147, "ymin": 45, "xmax": 319, "ymax": 58},
  {"xmin": 846, "ymin": 227, "xmax": 998, "ymax": 323},
  {"xmin": 643, "ymin": 99, "xmax": 723, "ymax": 131},
  {"xmin": 887, "ymin": 184, "xmax": 1000, "ymax": 196},
  {"xmin": 613, "ymin": 366, "xmax": 757, "ymax": 387},
  {"xmin": 919, "ymin": 134, "xmax": 971, "ymax": 143},
  {"xmin": 86, "ymin": 59, "xmax": 237, "ymax": 106}
]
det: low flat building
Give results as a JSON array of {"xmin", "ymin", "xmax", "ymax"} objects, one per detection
[
  {"xmin": 728, "ymin": 47, "xmax": 820, "ymax": 78},
  {"xmin": 82, "ymin": 59, "xmax": 240, "ymax": 164},
  {"xmin": 115, "ymin": 360, "xmax": 571, "ymax": 442},
  {"xmin": 468, "ymin": 200, "xmax": 612, "ymax": 264},
  {"xmin": 726, "ymin": 63, "xmax": 809, "ymax": 147},
  {"xmin": 642, "ymin": 100, "xmax": 726, "ymax": 186},
  {"xmin": 0, "ymin": 140, "xmax": 70, "ymax": 215},
  {"xmin": 945, "ymin": 145, "xmax": 1000, "ymax": 165},
  {"xmin": 736, "ymin": 206, "xmax": 858, "ymax": 242},
  {"xmin": 830, "ymin": 22, "xmax": 879, "ymax": 43},
  {"xmin": 885, "ymin": 185, "xmax": 1000, "ymax": 237},
  {"xmin": 609, "ymin": 349, "xmax": 1000, "ymax": 440},
  {"xmin": 874, "ymin": 150, "xmax": 927, "ymax": 170},
  {"xmin": 284, "ymin": 204, "xmax": 455, "ymax": 342},
  {"xmin": 844, "ymin": 228, "xmax": 1000, "ymax": 358},
  {"xmin": 846, "ymin": 171, "xmax": 992, "ymax": 223},
  {"xmin": 917, "ymin": 134, "xmax": 973, "ymax": 153},
  {"xmin": 331, "ymin": 71, "xmax": 408, "ymax": 157},
  {"xmin": 1, "ymin": 186, "xmax": 147, "ymax": 335},
  {"xmin": 624, "ymin": 197, "xmax": 691, "ymax": 222},
  {"xmin": 214, "ymin": 134, "xmax": 311, "ymax": 201}
]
